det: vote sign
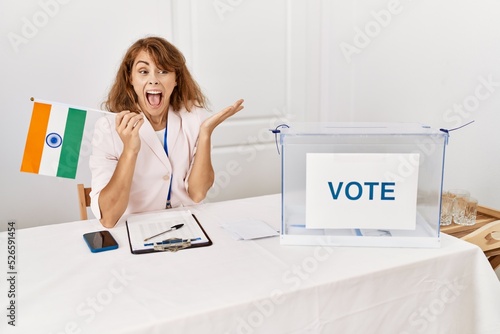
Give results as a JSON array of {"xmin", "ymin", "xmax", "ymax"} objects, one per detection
[{"xmin": 305, "ymin": 153, "xmax": 419, "ymax": 230}]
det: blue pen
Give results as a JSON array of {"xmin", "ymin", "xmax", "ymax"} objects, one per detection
[{"xmin": 144, "ymin": 237, "xmax": 201, "ymax": 247}]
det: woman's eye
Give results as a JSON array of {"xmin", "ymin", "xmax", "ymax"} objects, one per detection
[
  {"xmin": 159, "ymin": 70, "xmax": 168, "ymax": 74},
  {"xmin": 139, "ymin": 70, "xmax": 148, "ymax": 75}
]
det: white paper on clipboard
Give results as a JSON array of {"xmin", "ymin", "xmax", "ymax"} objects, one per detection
[{"xmin": 126, "ymin": 210, "xmax": 211, "ymax": 253}]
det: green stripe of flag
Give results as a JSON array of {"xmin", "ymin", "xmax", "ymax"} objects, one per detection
[{"xmin": 57, "ymin": 108, "xmax": 87, "ymax": 178}]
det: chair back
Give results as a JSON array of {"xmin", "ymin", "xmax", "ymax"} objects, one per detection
[{"xmin": 77, "ymin": 184, "xmax": 91, "ymax": 220}]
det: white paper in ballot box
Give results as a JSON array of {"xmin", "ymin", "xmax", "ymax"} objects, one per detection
[{"xmin": 305, "ymin": 153, "xmax": 420, "ymax": 231}]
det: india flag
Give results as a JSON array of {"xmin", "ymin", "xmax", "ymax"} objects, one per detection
[{"xmin": 21, "ymin": 101, "xmax": 88, "ymax": 179}]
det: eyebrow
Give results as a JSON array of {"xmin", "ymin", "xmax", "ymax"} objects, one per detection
[{"xmin": 135, "ymin": 60, "xmax": 150, "ymax": 67}]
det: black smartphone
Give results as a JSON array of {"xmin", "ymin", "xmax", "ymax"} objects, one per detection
[{"xmin": 83, "ymin": 231, "xmax": 119, "ymax": 253}]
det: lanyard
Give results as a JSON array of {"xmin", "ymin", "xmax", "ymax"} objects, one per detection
[{"xmin": 163, "ymin": 123, "xmax": 173, "ymax": 209}]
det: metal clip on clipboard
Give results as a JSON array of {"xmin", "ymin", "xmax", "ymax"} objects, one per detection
[{"xmin": 153, "ymin": 238, "xmax": 192, "ymax": 252}]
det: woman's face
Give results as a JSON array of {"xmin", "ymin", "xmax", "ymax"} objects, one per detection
[{"xmin": 130, "ymin": 50, "xmax": 177, "ymax": 121}]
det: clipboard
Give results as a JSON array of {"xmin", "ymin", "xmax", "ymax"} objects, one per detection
[{"xmin": 125, "ymin": 210, "xmax": 212, "ymax": 254}]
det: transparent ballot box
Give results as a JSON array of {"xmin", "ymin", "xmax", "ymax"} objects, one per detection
[{"xmin": 279, "ymin": 123, "xmax": 449, "ymax": 248}]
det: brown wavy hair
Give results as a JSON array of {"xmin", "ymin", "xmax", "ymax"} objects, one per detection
[{"xmin": 104, "ymin": 36, "xmax": 207, "ymax": 113}]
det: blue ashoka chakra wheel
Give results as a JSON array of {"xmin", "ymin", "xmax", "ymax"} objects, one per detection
[{"xmin": 46, "ymin": 133, "xmax": 62, "ymax": 148}]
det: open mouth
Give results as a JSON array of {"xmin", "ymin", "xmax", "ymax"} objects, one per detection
[{"xmin": 146, "ymin": 91, "xmax": 163, "ymax": 108}]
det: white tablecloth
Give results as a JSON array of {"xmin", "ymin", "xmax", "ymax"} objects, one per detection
[{"xmin": 1, "ymin": 194, "xmax": 500, "ymax": 334}]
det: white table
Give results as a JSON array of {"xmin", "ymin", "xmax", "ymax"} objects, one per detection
[{"xmin": 1, "ymin": 194, "xmax": 500, "ymax": 334}]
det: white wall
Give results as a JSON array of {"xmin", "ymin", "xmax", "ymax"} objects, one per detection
[
  {"xmin": 1, "ymin": 0, "xmax": 499, "ymax": 232},
  {"xmin": 321, "ymin": 0, "xmax": 500, "ymax": 208}
]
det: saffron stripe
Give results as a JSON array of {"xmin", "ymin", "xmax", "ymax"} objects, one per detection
[
  {"xmin": 57, "ymin": 108, "xmax": 87, "ymax": 178},
  {"xmin": 20, "ymin": 103, "xmax": 52, "ymax": 174}
]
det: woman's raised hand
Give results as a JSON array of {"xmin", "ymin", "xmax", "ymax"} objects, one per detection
[{"xmin": 200, "ymin": 99, "xmax": 244, "ymax": 135}]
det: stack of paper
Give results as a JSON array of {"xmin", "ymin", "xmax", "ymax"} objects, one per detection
[{"xmin": 220, "ymin": 219, "xmax": 279, "ymax": 240}]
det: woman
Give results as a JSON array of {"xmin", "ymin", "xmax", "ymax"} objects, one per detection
[{"xmin": 89, "ymin": 36, "xmax": 244, "ymax": 228}]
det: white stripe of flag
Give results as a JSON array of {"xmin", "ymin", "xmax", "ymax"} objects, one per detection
[{"xmin": 38, "ymin": 104, "xmax": 68, "ymax": 177}]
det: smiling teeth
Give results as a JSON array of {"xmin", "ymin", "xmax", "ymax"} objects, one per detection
[{"xmin": 147, "ymin": 91, "xmax": 161, "ymax": 94}]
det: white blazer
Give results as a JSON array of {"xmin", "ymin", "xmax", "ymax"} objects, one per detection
[{"xmin": 89, "ymin": 106, "xmax": 210, "ymax": 221}]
